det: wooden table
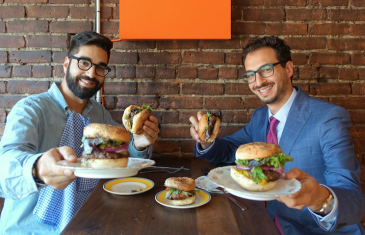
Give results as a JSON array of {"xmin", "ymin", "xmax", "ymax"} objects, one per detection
[{"xmin": 62, "ymin": 157, "xmax": 280, "ymax": 235}]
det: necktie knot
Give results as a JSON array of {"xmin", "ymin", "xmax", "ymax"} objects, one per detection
[
  {"xmin": 267, "ymin": 116, "xmax": 280, "ymax": 145},
  {"xmin": 269, "ymin": 116, "xmax": 279, "ymax": 131}
]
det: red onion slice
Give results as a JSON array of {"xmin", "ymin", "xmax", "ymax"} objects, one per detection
[{"xmin": 99, "ymin": 144, "xmax": 128, "ymax": 153}]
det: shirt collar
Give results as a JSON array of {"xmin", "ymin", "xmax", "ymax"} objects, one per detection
[{"xmin": 268, "ymin": 87, "xmax": 298, "ymax": 123}]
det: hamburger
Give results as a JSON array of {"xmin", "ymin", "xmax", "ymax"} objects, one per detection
[
  {"xmin": 81, "ymin": 123, "xmax": 130, "ymax": 168},
  {"xmin": 164, "ymin": 177, "xmax": 200, "ymax": 206},
  {"xmin": 198, "ymin": 111, "xmax": 221, "ymax": 142},
  {"xmin": 123, "ymin": 104, "xmax": 154, "ymax": 134},
  {"xmin": 231, "ymin": 142, "xmax": 293, "ymax": 191}
]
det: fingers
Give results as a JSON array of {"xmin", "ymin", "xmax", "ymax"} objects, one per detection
[
  {"xmin": 190, "ymin": 125, "xmax": 201, "ymax": 143},
  {"xmin": 143, "ymin": 115, "xmax": 159, "ymax": 139},
  {"xmin": 58, "ymin": 146, "xmax": 77, "ymax": 162},
  {"xmin": 197, "ymin": 111, "xmax": 204, "ymax": 121},
  {"xmin": 285, "ymin": 168, "xmax": 309, "ymax": 180}
]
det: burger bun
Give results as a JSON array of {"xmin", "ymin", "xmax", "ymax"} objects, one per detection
[
  {"xmin": 231, "ymin": 166, "xmax": 277, "ymax": 192},
  {"xmin": 123, "ymin": 105, "xmax": 152, "ymax": 134},
  {"xmin": 236, "ymin": 142, "xmax": 282, "ymax": 160},
  {"xmin": 83, "ymin": 123, "xmax": 130, "ymax": 143},
  {"xmin": 198, "ymin": 114, "xmax": 221, "ymax": 142}
]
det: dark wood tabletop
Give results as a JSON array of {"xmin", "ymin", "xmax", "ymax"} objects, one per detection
[{"xmin": 62, "ymin": 157, "xmax": 280, "ymax": 235}]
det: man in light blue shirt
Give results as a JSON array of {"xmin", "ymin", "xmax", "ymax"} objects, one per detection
[{"xmin": 0, "ymin": 31, "xmax": 159, "ymax": 234}]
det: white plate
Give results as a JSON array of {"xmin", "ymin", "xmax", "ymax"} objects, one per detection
[
  {"xmin": 155, "ymin": 189, "xmax": 211, "ymax": 209},
  {"xmin": 195, "ymin": 176, "xmax": 223, "ymax": 194},
  {"xmin": 103, "ymin": 177, "xmax": 154, "ymax": 195},
  {"xmin": 56, "ymin": 158, "xmax": 155, "ymax": 178},
  {"xmin": 208, "ymin": 166, "xmax": 301, "ymax": 201}
]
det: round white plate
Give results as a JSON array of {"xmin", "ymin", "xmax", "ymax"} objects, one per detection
[
  {"xmin": 103, "ymin": 177, "xmax": 154, "ymax": 195},
  {"xmin": 195, "ymin": 176, "xmax": 223, "ymax": 194},
  {"xmin": 56, "ymin": 158, "xmax": 155, "ymax": 178},
  {"xmin": 155, "ymin": 189, "xmax": 211, "ymax": 209},
  {"xmin": 208, "ymin": 166, "xmax": 301, "ymax": 201}
]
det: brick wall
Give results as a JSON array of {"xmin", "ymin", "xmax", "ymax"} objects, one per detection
[{"xmin": 0, "ymin": 0, "xmax": 364, "ymax": 200}]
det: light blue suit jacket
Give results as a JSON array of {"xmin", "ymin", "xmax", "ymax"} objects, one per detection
[{"xmin": 195, "ymin": 87, "xmax": 365, "ymax": 234}]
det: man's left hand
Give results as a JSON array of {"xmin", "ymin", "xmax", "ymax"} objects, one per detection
[
  {"xmin": 277, "ymin": 168, "xmax": 330, "ymax": 211},
  {"xmin": 133, "ymin": 115, "xmax": 159, "ymax": 150}
]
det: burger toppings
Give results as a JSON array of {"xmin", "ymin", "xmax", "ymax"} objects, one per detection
[
  {"xmin": 204, "ymin": 111, "xmax": 220, "ymax": 140},
  {"xmin": 165, "ymin": 187, "xmax": 200, "ymax": 200},
  {"xmin": 164, "ymin": 177, "xmax": 198, "ymax": 205},
  {"xmin": 81, "ymin": 137, "xmax": 128, "ymax": 160},
  {"xmin": 123, "ymin": 104, "xmax": 154, "ymax": 133}
]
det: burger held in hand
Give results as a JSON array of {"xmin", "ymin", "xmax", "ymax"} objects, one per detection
[
  {"xmin": 123, "ymin": 104, "xmax": 153, "ymax": 134},
  {"xmin": 231, "ymin": 142, "xmax": 293, "ymax": 191},
  {"xmin": 164, "ymin": 177, "xmax": 200, "ymax": 206},
  {"xmin": 81, "ymin": 123, "xmax": 130, "ymax": 168},
  {"xmin": 198, "ymin": 111, "xmax": 221, "ymax": 142}
]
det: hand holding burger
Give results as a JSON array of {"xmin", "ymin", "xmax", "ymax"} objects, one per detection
[
  {"xmin": 198, "ymin": 111, "xmax": 221, "ymax": 143},
  {"xmin": 231, "ymin": 142, "xmax": 293, "ymax": 191},
  {"xmin": 123, "ymin": 104, "xmax": 154, "ymax": 134},
  {"xmin": 164, "ymin": 177, "xmax": 200, "ymax": 206},
  {"xmin": 81, "ymin": 123, "xmax": 130, "ymax": 168}
]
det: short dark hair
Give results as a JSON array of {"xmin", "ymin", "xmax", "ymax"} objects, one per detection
[{"xmin": 68, "ymin": 31, "xmax": 113, "ymax": 62}]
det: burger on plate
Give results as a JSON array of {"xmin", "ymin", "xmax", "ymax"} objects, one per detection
[
  {"xmin": 164, "ymin": 177, "xmax": 200, "ymax": 206},
  {"xmin": 123, "ymin": 104, "xmax": 154, "ymax": 134},
  {"xmin": 198, "ymin": 111, "xmax": 221, "ymax": 142},
  {"xmin": 81, "ymin": 123, "xmax": 130, "ymax": 168},
  {"xmin": 231, "ymin": 142, "xmax": 293, "ymax": 191}
]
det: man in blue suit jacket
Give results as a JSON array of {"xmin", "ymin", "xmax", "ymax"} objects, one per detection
[{"xmin": 190, "ymin": 36, "xmax": 365, "ymax": 234}]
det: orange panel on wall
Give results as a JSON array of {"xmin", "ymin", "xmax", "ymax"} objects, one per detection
[{"xmin": 119, "ymin": 0, "xmax": 231, "ymax": 40}]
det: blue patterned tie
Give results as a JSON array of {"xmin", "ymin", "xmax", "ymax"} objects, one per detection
[{"xmin": 33, "ymin": 111, "xmax": 100, "ymax": 231}]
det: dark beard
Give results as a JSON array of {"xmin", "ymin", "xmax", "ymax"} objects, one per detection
[
  {"xmin": 65, "ymin": 65, "xmax": 103, "ymax": 100},
  {"xmin": 253, "ymin": 82, "xmax": 282, "ymax": 105}
]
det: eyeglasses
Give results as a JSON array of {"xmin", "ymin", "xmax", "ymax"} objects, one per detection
[
  {"xmin": 240, "ymin": 62, "xmax": 281, "ymax": 84},
  {"xmin": 70, "ymin": 56, "xmax": 111, "ymax": 77}
]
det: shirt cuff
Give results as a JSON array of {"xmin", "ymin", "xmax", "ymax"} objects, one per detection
[
  {"xmin": 196, "ymin": 140, "xmax": 215, "ymax": 154},
  {"xmin": 128, "ymin": 138, "xmax": 152, "ymax": 159},
  {"xmin": 308, "ymin": 185, "xmax": 338, "ymax": 230}
]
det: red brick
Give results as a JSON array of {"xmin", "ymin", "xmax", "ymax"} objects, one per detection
[
  {"xmin": 182, "ymin": 83, "xmax": 224, "ymax": 95},
  {"xmin": 352, "ymin": 54, "xmax": 365, "ymax": 66},
  {"xmin": 179, "ymin": 111, "xmax": 199, "ymax": 124},
  {"xmin": 10, "ymin": 51, "xmax": 51, "ymax": 63},
  {"xmin": 222, "ymin": 111, "xmax": 252, "ymax": 123},
  {"xmin": 350, "ymin": 25, "xmax": 365, "ymax": 36},
  {"xmin": 351, "ymin": 126, "xmax": 365, "ymax": 138},
  {"xmin": 116, "ymin": 96, "xmax": 158, "ymax": 109},
  {"xmin": 115, "ymin": 66, "xmax": 135, "ymax": 78},
  {"xmin": 157, "ymin": 41, "xmax": 197, "ymax": 49},
  {"xmin": 178, "ymin": 66, "xmax": 197, "ymax": 79},
  {"xmin": 103, "ymin": 82, "xmax": 136, "ymax": 95},
  {"xmin": 0, "ymin": 52, "xmax": 7, "ymax": 63},
  {"xmin": 153, "ymin": 140, "xmax": 180, "ymax": 153},
  {"xmin": 114, "ymin": 41, "xmax": 156, "ymax": 50},
  {"xmin": 0, "ymin": 6, "xmax": 24, "ymax": 18},
  {"xmin": 339, "ymin": 68, "xmax": 358, "ymax": 80},
  {"xmin": 0, "ymin": 82, "xmax": 5, "ymax": 93},
  {"xmin": 71, "ymin": 7, "xmax": 112, "ymax": 19},
  {"xmin": 181, "ymin": 140, "xmax": 195, "ymax": 153},
  {"xmin": 0, "ymin": 110, "xmax": 6, "ymax": 122},
  {"xmin": 286, "ymin": 9, "xmax": 326, "ymax": 21},
  {"xmin": 140, "ymin": 52, "xmax": 181, "ymax": 64},
  {"xmin": 285, "ymin": 37, "xmax": 326, "ymax": 50},
  {"xmin": 0, "ymin": 22, "xmax": 5, "ymax": 33},
  {"xmin": 33, "ymin": 66, "xmax": 52, "ymax": 78},
  {"xmin": 226, "ymin": 53, "xmax": 243, "ymax": 65},
  {"xmin": 13, "ymin": 65, "xmax": 31, "ymax": 77},
  {"xmin": 0, "ymin": 36, "xmax": 24, "ymax": 48},
  {"xmin": 353, "ymin": 139, "xmax": 365, "ymax": 154},
  {"xmin": 160, "ymin": 97, "xmax": 203, "ymax": 109},
  {"xmin": 153, "ymin": 111, "xmax": 179, "ymax": 124},
  {"xmin": 292, "ymin": 67, "xmax": 299, "ymax": 80},
  {"xmin": 50, "ymin": 21, "xmax": 92, "ymax": 33},
  {"xmin": 320, "ymin": 67, "xmax": 338, "ymax": 79},
  {"xmin": 359, "ymin": 69, "xmax": 365, "ymax": 80},
  {"xmin": 329, "ymin": 38, "xmax": 365, "ymax": 51},
  {"xmin": 7, "ymin": 0, "xmax": 47, "ymax": 2},
  {"xmin": 156, "ymin": 66, "xmax": 175, "ymax": 79},
  {"xmin": 0, "ymin": 66, "xmax": 10, "ymax": 78},
  {"xmin": 182, "ymin": 52, "xmax": 224, "ymax": 64},
  {"xmin": 349, "ymin": 111, "xmax": 365, "ymax": 123},
  {"xmin": 267, "ymin": 23, "xmax": 307, "ymax": 35},
  {"xmin": 100, "ymin": 22, "xmax": 119, "ymax": 34},
  {"xmin": 244, "ymin": 97, "xmax": 265, "ymax": 109},
  {"xmin": 109, "ymin": 52, "xmax": 138, "ymax": 64},
  {"xmin": 27, "ymin": 35, "xmax": 68, "ymax": 48},
  {"xmin": 265, "ymin": 0, "xmax": 306, "ymax": 5},
  {"xmin": 352, "ymin": 84, "xmax": 365, "ymax": 95},
  {"xmin": 292, "ymin": 53, "xmax": 307, "ymax": 65},
  {"xmin": 293, "ymin": 83, "xmax": 309, "ymax": 94},
  {"xmin": 309, "ymin": 52, "xmax": 350, "ymax": 65},
  {"xmin": 160, "ymin": 125, "xmax": 190, "ymax": 138},
  {"xmin": 310, "ymin": 83, "xmax": 351, "ymax": 95},
  {"xmin": 242, "ymin": 9, "xmax": 284, "ymax": 21},
  {"xmin": 50, "ymin": 0, "xmax": 90, "ymax": 3},
  {"xmin": 198, "ymin": 68, "xmax": 218, "ymax": 80},
  {"xmin": 328, "ymin": 10, "xmax": 365, "ymax": 21},
  {"xmin": 299, "ymin": 67, "xmax": 319, "ymax": 80},
  {"xmin": 139, "ymin": 81, "xmax": 179, "ymax": 95},
  {"xmin": 205, "ymin": 97, "xmax": 245, "ymax": 109},
  {"xmin": 8, "ymin": 20, "xmax": 48, "ymax": 33},
  {"xmin": 241, "ymin": 37, "xmax": 252, "ymax": 48},
  {"xmin": 136, "ymin": 66, "xmax": 155, "ymax": 78},
  {"xmin": 0, "ymin": 96, "xmax": 23, "ymax": 108},
  {"xmin": 309, "ymin": 23, "xmax": 349, "ymax": 35},
  {"xmin": 232, "ymin": 0, "xmax": 263, "ymax": 6},
  {"xmin": 231, "ymin": 6, "xmax": 242, "ymax": 20},
  {"xmin": 308, "ymin": 0, "xmax": 348, "ymax": 6},
  {"xmin": 330, "ymin": 97, "xmax": 365, "ymax": 109},
  {"xmin": 232, "ymin": 22, "xmax": 265, "ymax": 35},
  {"xmin": 54, "ymin": 65, "xmax": 64, "ymax": 78},
  {"xmin": 219, "ymin": 125, "xmax": 245, "ymax": 137},
  {"xmin": 199, "ymin": 39, "xmax": 241, "ymax": 49},
  {"xmin": 219, "ymin": 67, "xmax": 238, "ymax": 79},
  {"xmin": 350, "ymin": 0, "xmax": 365, "ymax": 6},
  {"xmin": 8, "ymin": 81, "xmax": 49, "ymax": 94},
  {"xmin": 28, "ymin": 6, "xmax": 69, "ymax": 18},
  {"xmin": 53, "ymin": 51, "xmax": 68, "ymax": 63},
  {"xmin": 110, "ymin": 110, "xmax": 125, "ymax": 122},
  {"xmin": 105, "ymin": 66, "xmax": 115, "ymax": 78},
  {"xmin": 225, "ymin": 83, "xmax": 252, "ymax": 95}
]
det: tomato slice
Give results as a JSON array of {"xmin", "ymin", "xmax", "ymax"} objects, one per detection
[{"xmin": 166, "ymin": 187, "xmax": 169, "ymax": 191}]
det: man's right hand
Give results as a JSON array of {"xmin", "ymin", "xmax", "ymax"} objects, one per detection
[
  {"xmin": 189, "ymin": 111, "xmax": 214, "ymax": 150},
  {"xmin": 36, "ymin": 146, "xmax": 77, "ymax": 189}
]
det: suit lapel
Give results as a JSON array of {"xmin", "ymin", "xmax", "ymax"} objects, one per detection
[
  {"xmin": 258, "ymin": 108, "xmax": 269, "ymax": 142},
  {"xmin": 280, "ymin": 87, "xmax": 312, "ymax": 155}
]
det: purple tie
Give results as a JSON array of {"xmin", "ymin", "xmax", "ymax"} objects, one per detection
[{"xmin": 267, "ymin": 116, "xmax": 279, "ymax": 144}]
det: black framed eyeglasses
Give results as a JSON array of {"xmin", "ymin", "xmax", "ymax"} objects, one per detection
[
  {"xmin": 70, "ymin": 56, "xmax": 111, "ymax": 77},
  {"xmin": 240, "ymin": 62, "xmax": 281, "ymax": 84}
]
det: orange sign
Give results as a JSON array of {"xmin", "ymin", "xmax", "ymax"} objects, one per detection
[{"xmin": 119, "ymin": 0, "xmax": 231, "ymax": 40}]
